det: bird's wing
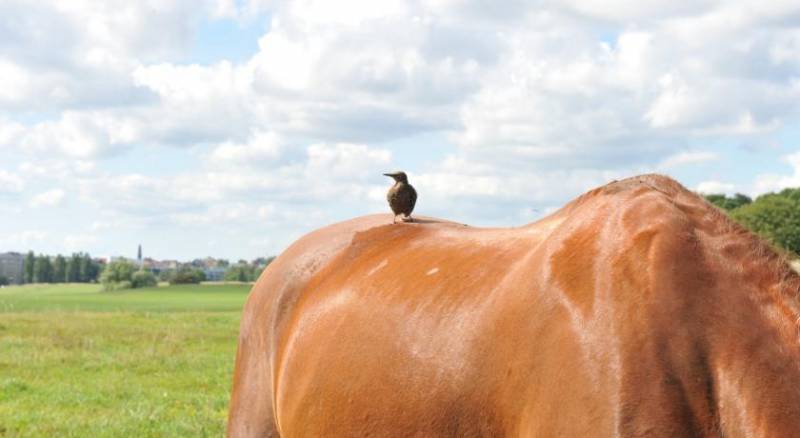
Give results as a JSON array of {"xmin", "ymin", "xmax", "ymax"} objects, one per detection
[{"xmin": 409, "ymin": 185, "xmax": 417, "ymax": 210}]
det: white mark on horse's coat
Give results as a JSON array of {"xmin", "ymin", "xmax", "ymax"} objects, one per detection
[
  {"xmin": 426, "ymin": 268, "xmax": 439, "ymax": 276},
  {"xmin": 367, "ymin": 259, "xmax": 388, "ymax": 276}
]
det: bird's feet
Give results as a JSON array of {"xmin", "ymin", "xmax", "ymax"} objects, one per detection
[{"xmin": 401, "ymin": 215, "xmax": 414, "ymax": 223}]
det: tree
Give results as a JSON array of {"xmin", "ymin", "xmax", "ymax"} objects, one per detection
[
  {"xmin": 24, "ymin": 251, "xmax": 34, "ymax": 283},
  {"xmin": 131, "ymin": 270, "xmax": 157, "ymax": 289},
  {"xmin": 66, "ymin": 254, "xmax": 81, "ymax": 283},
  {"xmin": 224, "ymin": 264, "xmax": 259, "ymax": 282},
  {"xmin": 224, "ymin": 265, "xmax": 246, "ymax": 282},
  {"xmin": 704, "ymin": 193, "xmax": 752, "ymax": 211},
  {"xmin": 0, "ymin": 275, "xmax": 8, "ymax": 286},
  {"xmin": 52, "ymin": 255, "xmax": 67, "ymax": 283},
  {"xmin": 158, "ymin": 269, "xmax": 174, "ymax": 282},
  {"xmin": 100, "ymin": 260, "xmax": 137, "ymax": 290},
  {"xmin": 169, "ymin": 267, "xmax": 206, "ymax": 285},
  {"xmin": 732, "ymin": 193, "xmax": 800, "ymax": 254},
  {"xmin": 251, "ymin": 256, "xmax": 275, "ymax": 268},
  {"xmin": 33, "ymin": 255, "xmax": 53, "ymax": 283},
  {"xmin": 78, "ymin": 253, "xmax": 99, "ymax": 282}
]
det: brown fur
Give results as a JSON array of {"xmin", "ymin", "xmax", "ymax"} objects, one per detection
[{"xmin": 228, "ymin": 174, "xmax": 800, "ymax": 437}]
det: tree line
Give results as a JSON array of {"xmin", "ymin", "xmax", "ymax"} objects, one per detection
[
  {"xmin": 223, "ymin": 259, "xmax": 273, "ymax": 282},
  {"xmin": 704, "ymin": 188, "xmax": 800, "ymax": 255},
  {"xmin": 22, "ymin": 252, "xmax": 102, "ymax": 284}
]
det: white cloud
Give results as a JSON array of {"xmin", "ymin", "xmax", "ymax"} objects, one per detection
[
  {"xmin": 0, "ymin": 0, "xmax": 224, "ymax": 113},
  {"xmin": 3, "ymin": 0, "xmax": 800, "ymax": 258},
  {"xmin": 11, "ymin": 112, "xmax": 137, "ymax": 159},
  {"xmin": 753, "ymin": 152, "xmax": 800, "ymax": 194},
  {"xmin": 208, "ymin": 131, "xmax": 283, "ymax": 165},
  {"xmin": 29, "ymin": 189, "xmax": 65, "ymax": 208},
  {"xmin": 0, "ymin": 231, "xmax": 48, "ymax": 249},
  {"xmin": 0, "ymin": 58, "xmax": 32, "ymax": 104},
  {"xmin": 0, "ymin": 170, "xmax": 24, "ymax": 193},
  {"xmin": 90, "ymin": 221, "xmax": 111, "ymax": 231},
  {"xmin": 5, "ymin": 0, "xmax": 797, "ymax": 167},
  {"xmin": 557, "ymin": 0, "xmax": 717, "ymax": 22},
  {"xmin": 74, "ymin": 141, "xmax": 393, "ymax": 228},
  {"xmin": 659, "ymin": 151, "xmax": 718, "ymax": 169},
  {"xmin": 305, "ymin": 143, "xmax": 392, "ymax": 180},
  {"xmin": 64, "ymin": 233, "xmax": 99, "ymax": 251},
  {"xmin": 696, "ymin": 180, "xmax": 737, "ymax": 194},
  {"xmin": 0, "ymin": 119, "xmax": 24, "ymax": 146}
]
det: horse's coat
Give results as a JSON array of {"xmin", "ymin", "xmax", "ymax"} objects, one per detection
[{"xmin": 228, "ymin": 174, "xmax": 800, "ymax": 437}]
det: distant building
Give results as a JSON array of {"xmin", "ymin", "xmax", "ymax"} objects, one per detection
[
  {"xmin": 0, "ymin": 252, "xmax": 25, "ymax": 284},
  {"xmin": 150, "ymin": 259, "xmax": 179, "ymax": 271}
]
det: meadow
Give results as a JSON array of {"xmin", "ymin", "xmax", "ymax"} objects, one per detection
[{"xmin": 0, "ymin": 283, "xmax": 251, "ymax": 437}]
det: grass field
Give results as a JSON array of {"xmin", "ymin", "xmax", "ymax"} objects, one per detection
[{"xmin": 0, "ymin": 283, "xmax": 251, "ymax": 437}]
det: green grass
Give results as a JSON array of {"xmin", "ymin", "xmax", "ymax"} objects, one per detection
[
  {"xmin": 0, "ymin": 283, "xmax": 249, "ymax": 313},
  {"xmin": 0, "ymin": 283, "xmax": 251, "ymax": 437}
]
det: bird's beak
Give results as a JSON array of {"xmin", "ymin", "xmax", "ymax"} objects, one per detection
[{"xmin": 383, "ymin": 173, "xmax": 396, "ymax": 177}]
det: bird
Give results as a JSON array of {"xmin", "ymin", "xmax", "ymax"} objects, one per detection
[{"xmin": 384, "ymin": 171, "xmax": 417, "ymax": 224}]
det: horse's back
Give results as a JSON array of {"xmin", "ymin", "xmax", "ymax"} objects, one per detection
[{"xmin": 229, "ymin": 174, "xmax": 727, "ymax": 437}]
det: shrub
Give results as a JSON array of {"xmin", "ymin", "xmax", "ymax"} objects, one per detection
[
  {"xmin": 732, "ymin": 193, "xmax": 800, "ymax": 254},
  {"xmin": 100, "ymin": 260, "xmax": 136, "ymax": 284},
  {"xmin": 103, "ymin": 280, "xmax": 133, "ymax": 292},
  {"xmin": 0, "ymin": 275, "xmax": 8, "ymax": 286},
  {"xmin": 169, "ymin": 268, "xmax": 206, "ymax": 285},
  {"xmin": 223, "ymin": 265, "xmax": 253, "ymax": 282},
  {"xmin": 158, "ymin": 270, "xmax": 174, "ymax": 282},
  {"xmin": 704, "ymin": 193, "xmax": 752, "ymax": 211},
  {"xmin": 100, "ymin": 260, "xmax": 139, "ymax": 291},
  {"xmin": 131, "ymin": 270, "xmax": 157, "ymax": 289},
  {"xmin": 113, "ymin": 281, "xmax": 133, "ymax": 291}
]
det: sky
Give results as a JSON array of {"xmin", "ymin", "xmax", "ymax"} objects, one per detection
[{"xmin": 1, "ymin": 0, "xmax": 800, "ymax": 261}]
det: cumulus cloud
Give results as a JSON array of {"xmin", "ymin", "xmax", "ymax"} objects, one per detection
[
  {"xmin": 63, "ymin": 233, "xmax": 99, "ymax": 251},
  {"xmin": 696, "ymin": 180, "xmax": 737, "ymax": 194},
  {"xmin": 3, "ymin": 0, "xmax": 800, "ymax": 257},
  {"xmin": 753, "ymin": 152, "xmax": 800, "ymax": 194},
  {"xmin": 0, "ymin": 0, "xmax": 225, "ymax": 108},
  {"xmin": 208, "ymin": 131, "xmax": 283, "ymax": 165},
  {"xmin": 29, "ymin": 189, "xmax": 65, "ymax": 207},
  {"xmin": 0, "ymin": 231, "xmax": 48, "ymax": 248},
  {"xmin": 0, "ymin": 170, "xmax": 24, "ymax": 193},
  {"xmin": 75, "ymin": 141, "xmax": 392, "ymax": 224},
  {"xmin": 6, "ymin": 0, "xmax": 799, "ymax": 165},
  {"xmin": 305, "ymin": 143, "xmax": 392, "ymax": 180},
  {"xmin": 658, "ymin": 151, "xmax": 718, "ymax": 169}
]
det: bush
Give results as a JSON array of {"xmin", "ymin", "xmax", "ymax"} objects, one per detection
[
  {"xmin": 732, "ymin": 193, "xmax": 800, "ymax": 254},
  {"xmin": 100, "ymin": 260, "xmax": 142, "ymax": 291},
  {"xmin": 131, "ymin": 270, "xmax": 157, "ymax": 289},
  {"xmin": 0, "ymin": 275, "xmax": 8, "ymax": 286},
  {"xmin": 169, "ymin": 268, "xmax": 206, "ymax": 285},
  {"xmin": 224, "ymin": 265, "xmax": 251, "ymax": 282},
  {"xmin": 158, "ymin": 270, "xmax": 174, "ymax": 282},
  {"xmin": 100, "ymin": 260, "xmax": 136, "ymax": 284},
  {"xmin": 704, "ymin": 193, "xmax": 752, "ymax": 211},
  {"xmin": 103, "ymin": 280, "xmax": 133, "ymax": 292}
]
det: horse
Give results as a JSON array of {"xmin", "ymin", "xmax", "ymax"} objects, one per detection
[{"xmin": 228, "ymin": 174, "xmax": 800, "ymax": 437}]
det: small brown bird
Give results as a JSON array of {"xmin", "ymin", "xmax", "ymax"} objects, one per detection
[{"xmin": 384, "ymin": 171, "xmax": 417, "ymax": 223}]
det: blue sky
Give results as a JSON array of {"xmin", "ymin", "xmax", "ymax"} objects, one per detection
[{"xmin": 1, "ymin": 0, "xmax": 800, "ymax": 260}]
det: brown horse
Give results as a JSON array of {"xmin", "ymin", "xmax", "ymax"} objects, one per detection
[{"xmin": 228, "ymin": 174, "xmax": 800, "ymax": 437}]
